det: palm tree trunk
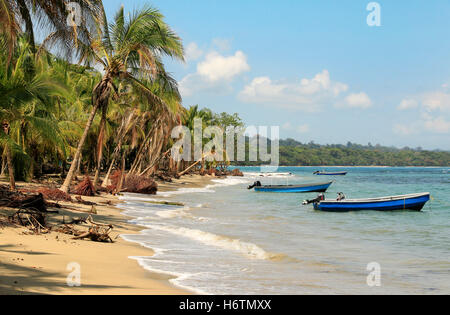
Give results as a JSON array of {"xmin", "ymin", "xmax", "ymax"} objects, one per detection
[
  {"xmin": 101, "ymin": 138, "xmax": 123, "ymax": 187},
  {"xmin": 60, "ymin": 73, "xmax": 112, "ymax": 193},
  {"xmin": 6, "ymin": 146, "xmax": 15, "ymax": 191},
  {"xmin": 59, "ymin": 103, "xmax": 99, "ymax": 193},
  {"xmin": 116, "ymin": 153, "xmax": 126, "ymax": 194},
  {"xmin": 93, "ymin": 106, "xmax": 107, "ymax": 188},
  {"xmin": 2, "ymin": 121, "xmax": 15, "ymax": 190},
  {"xmin": 1, "ymin": 157, "xmax": 6, "ymax": 176}
]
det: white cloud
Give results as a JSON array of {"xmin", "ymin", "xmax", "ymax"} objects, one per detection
[
  {"xmin": 422, "ymin": 91, "xmax": 450, "ymax": 112},
  {"xmin": 424, "ymin": 116, "xmax": 450, "ymax": 133},
  {"xmin": 343, "ymin": 92, "xmax": 372, "ymax": 109},
  {"xmin": 398, "ymin": 98, "xmax": 418, "ymax": 110},
  {"xmin": 238, "ymin": 70, "xmax": 349, "ymax": 112},
  {"xmin": 185, "ymin": 42, "xmax": 204, "ymax": 61},
  {"xmin": 197, "ymin": 51, "xmax": 250, "ymax": 82},
  {"xmin": 179, "ymin": 50, "xmax": 250, "ymax": 97},
  {"xmin": 394, "ymin": 86, "xmax": 450, "ymax": 135}
]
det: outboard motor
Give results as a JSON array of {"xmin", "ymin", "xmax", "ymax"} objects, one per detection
[
  {"xmin": 248, "ymin": 181, "xmax": 262, "ymax": 190},
  {"xmin": 337, "ymin": 192, "xmax": 346, "ymax": 201},
  {"xmin": 302, "ymin": 193, "xmax": 325, "ymax": 205}
]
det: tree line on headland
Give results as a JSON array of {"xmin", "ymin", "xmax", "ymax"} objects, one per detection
[{"xmin": 234, "ymin": 138, "xmax": 450, "ymax": 167}]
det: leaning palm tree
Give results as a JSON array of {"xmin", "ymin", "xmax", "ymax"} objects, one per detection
[{"xmin": 59, "ymin": 5, "xmax": 184, "ymax": 193}]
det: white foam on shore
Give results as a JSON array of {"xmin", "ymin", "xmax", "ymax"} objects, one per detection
[
  {"xmin": 129, "ymin": 256, "xmax": 212, "ymax": 295},
  {"xmin": 157, "ymin": 177, "xmax": 249, "ymax": 197},
  {"xmin": 158, "ymin": 187, "xmax": 216, "ymax": 197},
  {"xmin": 143, "ymin": 223, "xmax": 285, "ymax": 261}
]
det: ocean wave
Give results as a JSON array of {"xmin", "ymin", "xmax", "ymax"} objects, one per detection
[
  {"xmin": 129, "ymin": 256, "xmax": 212, "ymax": 295},
  {"xmin": 206, "ymin": 177, "xmax": 250, "ymax": 188},
  {"xmin": 158, "ymin": 187, "xmax": 216, "ymax": 197},
  {"xmin": 144, "ymin": 224, "xmax": 286, "ymax": 261},
  {"xmin": 155, "ymin": 205, "xmax": 207, "ymax": 221}
]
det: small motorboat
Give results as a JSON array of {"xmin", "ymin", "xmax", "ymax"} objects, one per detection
[
  {"xmin": 314, "ymin": 171, "xmax": 348, "ymax": 176},
  {"xmin": 248, "ymin": 181, "xmax": 333, "ymax": 193},
  {"xmin": 303, "ymin": 192, "xmax": 431, "ymax": 212}
]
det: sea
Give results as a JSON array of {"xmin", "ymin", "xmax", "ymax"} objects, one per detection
[{"xmin": 118, "ymin": 166, "xmax": 450, "ymax": 295}]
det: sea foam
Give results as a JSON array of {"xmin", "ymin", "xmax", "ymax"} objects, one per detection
[{"xmin": 143, "ymin": 223, "xmax": 285, "ymax": 261}]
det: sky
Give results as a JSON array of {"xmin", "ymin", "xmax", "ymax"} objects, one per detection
[{"xmin": 103, "ymin": 0, "xmax": 450, "ymax": 150}]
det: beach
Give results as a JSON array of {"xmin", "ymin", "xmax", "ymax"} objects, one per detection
[
  {"xmin": 1, "ymin": 167, "xmax": 449, "ymax": 295},
  {"xmin": 0, "ymin": 175, "xmax": 214, "ymax": 295}
]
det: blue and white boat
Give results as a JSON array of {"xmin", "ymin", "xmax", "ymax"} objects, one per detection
[
  {"xmin": 314, "ymin": 171, "xmax": 348, "ymax": 176},
  {"xmin": 248, "ymin": 181, "xmax": 333, "ymax": 193},
  {"xmin": 306, "ymin": 192, "xmax": 430, "ymax": 212}
]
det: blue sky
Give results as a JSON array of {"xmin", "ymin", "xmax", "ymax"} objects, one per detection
[{"xmin": 104, "ymin": 0, "xmax": 450, "ymax": 150}]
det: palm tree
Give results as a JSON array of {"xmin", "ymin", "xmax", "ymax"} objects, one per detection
[
  {"xmin": 0, "ymin": 0, "xmax": 102, "ymax": 55},
  {"xmin": 59, "ymin": 5, "xmax": 184, "ymax": 193},
  {"xmin": 0, "ymin": 37, "xmax": 67, "ymax": 189}
]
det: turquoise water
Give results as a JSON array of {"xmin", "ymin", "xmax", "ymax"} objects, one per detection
[{"xmin": 120, "ymin": 167, "xmax": 450, "ymax": 295}]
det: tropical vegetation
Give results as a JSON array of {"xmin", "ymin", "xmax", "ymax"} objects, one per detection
[{"xmin": 0, "ymin": 1, "xmax": 448, "ymax": 195}]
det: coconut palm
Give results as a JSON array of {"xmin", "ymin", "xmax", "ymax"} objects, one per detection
[
  {"xmin": 0, "ymin": 0, "xmax": 102, "ymax": 56},
  {"xmin": 0, "ymin": 37, "xmax": 68, "ymax": 189},
  {"xmin": 59, "ymin": 5, "xmax": 184, "ymax": 193}
]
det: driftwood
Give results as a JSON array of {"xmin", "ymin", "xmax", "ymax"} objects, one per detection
[
  {"xmin": 9, "ymin": 209, "xmax": 48, "ymax": 234},
  {"xmin": 71, "ymin": 215, "xmax": 113, "ymax": 242},
  {"xmin": 55, "ymin": 215, "xmax": 113, "ymax": 243},
  {"xmin": 0, "ymin": 193, "xmax": 58, "ymax": 214},
  {"xmin": 75, "ymin": 196, "xmax": 97, "ymax": 206}
]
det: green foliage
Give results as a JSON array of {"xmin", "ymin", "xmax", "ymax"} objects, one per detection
[{"xmin": 235, "ymin": 138, "xmax": 450, "ymax": 167}]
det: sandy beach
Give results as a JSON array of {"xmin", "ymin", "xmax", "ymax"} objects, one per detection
[{"xmin": 0, "ymin": 175, "xmax": 214, "ymax": 295}]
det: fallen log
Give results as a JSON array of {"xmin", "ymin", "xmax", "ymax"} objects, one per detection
[{"xmin": 75, "ymin": 196, "xmax": 97, "ymax": 206}]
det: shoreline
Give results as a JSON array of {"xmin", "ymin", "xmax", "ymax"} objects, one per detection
[{"xmin": 0, "ymin": 175, "xmax": 216, "ymax": 295}]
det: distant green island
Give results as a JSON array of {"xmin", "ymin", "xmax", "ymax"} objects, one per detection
[{"xmin": 234, "ymin": 138, "xmax": 450, "ymax": 167}]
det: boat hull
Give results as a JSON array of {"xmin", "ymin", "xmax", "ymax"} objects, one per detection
[
  {"xmin": 255, "ymin": 182, "xmax": 333, "ymax": 193},
  {"xmin": 314, "ymin": 193, "xmax": 430, "ymax": 212}
]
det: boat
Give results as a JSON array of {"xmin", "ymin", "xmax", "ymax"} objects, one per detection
[
  {"xmin": 303, "ymin": 192, "xmax": 430, "ymax": 212},
  {"xmin": 314, "ymin": 171, "xmax": 347, "ymax": 176},
  {"xmin": 248, "ymin": 181, "xmax": 333, "ymax": 193}
]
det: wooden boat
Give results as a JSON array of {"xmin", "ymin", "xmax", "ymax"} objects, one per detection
[
  {"xmin": 248, "ymin": 181, "xmax": 333, "ymax": 193},
  {"xmin": 314, "ymin": 171, "xmax": 347, "ymax": 176},
  {"xmin": 306, "ymin": 192, "xmax": 430, "ymax": 212}
]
